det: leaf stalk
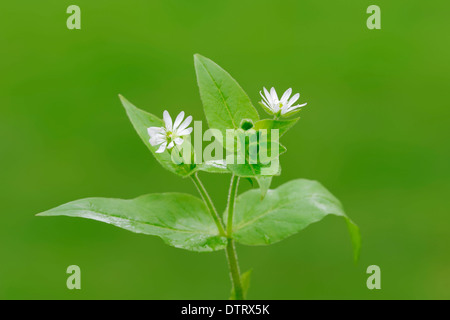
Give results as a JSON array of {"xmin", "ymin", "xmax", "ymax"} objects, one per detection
[
  {"xmin": 226, "ymin": 175, "xmax": 244, "ymax": 300},
  {"xmin": 190, "ymin": 172, "xmax": 226, "ymax": 236}
]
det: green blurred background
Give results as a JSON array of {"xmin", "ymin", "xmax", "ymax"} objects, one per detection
[{"xmin": 1, "ymin": 0, "xmax": 449, "ymax": 299}]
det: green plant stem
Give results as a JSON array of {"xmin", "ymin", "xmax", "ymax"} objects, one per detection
[
  {"xmin": 227, "ymin": 175, "xmax": 240, "ymax": 236},
  {"xmin": 190, "ymin": 172, "xmax": 226, "ymax": 236},
  {"xmin": 226, "ymin": 239, "xmax": 244, "ymax": 300},
  {"xmin": 225, "ymin": 175, "xmax": 244, "ymax": 300},
  {"xmin": 192, "ymin": 173, "xmax": 244, "ymax": 299}
]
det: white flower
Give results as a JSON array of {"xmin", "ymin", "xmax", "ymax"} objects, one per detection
[
  {"xmin": 147, "ymin": 110, "xmax": 193, "ymax": 153},
  {"xmin": 259, "ymin": 87, "xmax": 307, "ymax": 117}
]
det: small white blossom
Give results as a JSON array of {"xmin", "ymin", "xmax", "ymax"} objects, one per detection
[
  {"xmin": 147, "ymin": 110, "xmax": 193, "ymax": 153},
  {"xmin": 259, "ymin": 87, "xmax": 307, "ymax": 117}
]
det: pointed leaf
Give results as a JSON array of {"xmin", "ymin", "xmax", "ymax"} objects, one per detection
[
  {"xmin": 119, "ymin": 95, "xmax": 195, "ymax": 177},
  {"xmin": 194, "ymin": 54, "xmax": 259, "ymax": 136},
  {"xmin": 254, "ymin": 118, "xmax": 299, "ymax": 137},
  {"xmin": 231, "ymin": 179, "xmax": 360, "ymax": 262},
  {"xmin": 37, "ymin": 193, "xmax": 227, "ymax": 252},
  {"xmin": 255, "ymin": 176, "xmax": 272, "ymax": 199}
]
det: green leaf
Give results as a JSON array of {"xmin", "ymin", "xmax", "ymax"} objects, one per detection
[
  {"xmin": 227, "ymin": 158, "xmax": 280, "ymax": 177},
  {"xmin": 194, "ymin": 54, "xmax": 259, "ymax": 136},
  {"xmin": 230, "ymin": 269, "xmax": 252, "ymax": 300},
  {"xmin": 195, "ymin": 160, "xmax": 230, "ymax": 174},
  {"xmin": 255, "ymin": 176, "xmax": 272, "ymax": 199},
  {"xmin": 256, "ymin": 137, "xmax": 287, "ymax": 161},
  {"xmin": 225, "ymin": 129, "xmax": 282, "ymax": 178},
  {"xmin": 230, "ymin": 179, "xmax": 360, "ymax": 262},
  {"xmin": 119, "ymin": 94, "xmax": 195, "ymax": 177},
  {"xmin": 254, "ymin": 118, "xmax": 299, "ymax": 137},
  {"xmin": 37, "ymin": 193, "xmax": 227, "ymax": 252}
]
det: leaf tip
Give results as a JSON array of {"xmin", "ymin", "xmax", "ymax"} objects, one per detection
[
  {"xmin": 193, "ymin": 53, "xmax": 203, "ymax": 64},
  {"xmin": 118, "ymin": 94, "xmax": 127, "ymax": 103},
  {"xmin": 193, "ymin": 53, "xmax": 204, "ymax": 59},
  {"xmin": 346, "ymin": 219, "xmax": 361, "ymax": 264},
  {"xmin": 118, "ymin": 94, "xmax": 135, "ymax": 114}
]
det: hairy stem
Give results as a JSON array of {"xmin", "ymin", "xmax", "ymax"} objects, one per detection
[
  {"xmin": 191, "ymin": 173, "xmax": 244, "ymax": 299},
  {"xmin": 190, "ymin": 172, "xmax": 226, "ymax": 236},
  {"xmin": 227, "ymin": 175, "xmax": 240, "ymax": 236},
  {"xmin": 225, "ymin": 175, "xmax": 244, "ymax": 299},
  {"xmin": 226, "ymin": 239, "xmax": 244, "ymax": 300}
]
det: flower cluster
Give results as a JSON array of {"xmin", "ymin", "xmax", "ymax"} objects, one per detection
[{"xmin": 147, "ymin": 87, "xmax": 306, "ymax": 153}]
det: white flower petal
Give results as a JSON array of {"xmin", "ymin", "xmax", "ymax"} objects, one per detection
[
  {"xmin": 291, "ymin": 102, "xmax": 307, "ymax": 110},
  {"xmin": 287, "ymin": 93, "xmax": 300, "ymax": 107},
  {"xmin": 163, "ymin": 110, "xmax": 173, "ymax": 131},
  {"xmin": 149, "ymin": 134, "xmax": 166, "ymax": 146},
  {"xmin": 174, "ymin": 137, "xmax": 184, "ymax": 145},
  {"xmin": 263, "ymin": 87, "xmax": 272, "ymax": 102},
  {"xmin": 259, "ymin": 91, "xmax": 272, "ymax": 109},
  {"xmin": 167, "ymin": 141, "xmax": 175, "ymax": 149},
  {"xmin": 259, "ymin": 87, "xmax": 305, "ymax": 115},
  {"xmin": 280, "ymin": 88, "xmax": 292, "ymax": 104},
  {"xmin": 148, "ymin": 126, "xmax": 164, "ymax": 137},
  {"xmin": 260, "ymin": 91, "xmax": 271, "ymax": 106},
  {"xmin": 280, "ymin": 105, "xmax": 292, "ymax": 114},
  {"xmin": 150, "ymin": 135, "xmax": 165, "ymax": 144},
  {"xmin": 270, "ymin": 87, "xmax": 279, "ymax": 103},
  {"xmin": 261, "ymin": 101, "xmax": 272, "ymax": 110},
  {"xmin": 281, "ymin": 103, "xmax": 307, "ymax": 115},
  {"xmin": 155, "ymin": 142, "xmax": 167, "ymax": 153},
  {"xmin": 280, "ymin": 104, "xmax": 288, "ymax": 113},
  {"xmin": 173, "ymin": 111, "xmax": 185, "ymax": 131},
  {"xmin": 177, "ymin": 115, "xmax": 193, "ymax": 132},
  {"xmin": 178, "ymin": 127, "xmax": 193, "ymax": 136}
]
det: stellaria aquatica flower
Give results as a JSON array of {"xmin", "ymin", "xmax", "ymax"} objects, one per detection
[
  {"xmin": 147, "ymin": 110, "xmax": 193, "ymax": 153},
  {"xmin": 259, "ymin": 87, "xmax": 307, "ymax": 118}
]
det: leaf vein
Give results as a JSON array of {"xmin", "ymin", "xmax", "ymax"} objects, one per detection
[
  {"xmin": 198, "ymin": 59, "xmax": 237, "ymax": 128},
  {"xmin": 234, "ymin": 193, "xmax": 341, "ymax": 231},
  {"xmin": 59, "ymin": 207, "xmax": 219, "ymax": 235}
]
